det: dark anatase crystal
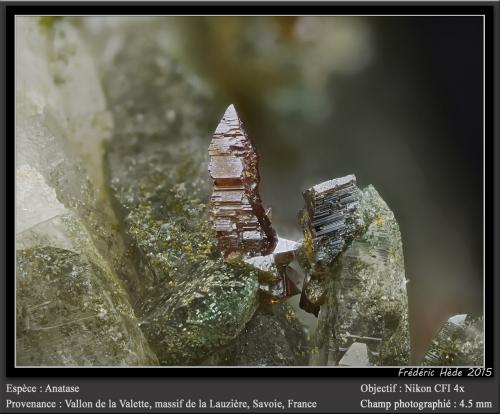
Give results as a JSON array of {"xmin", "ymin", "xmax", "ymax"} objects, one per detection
[
  {"xmin": 208, "ymin": 105, "xmax": 277, "ymax": 258},
  {"xmin": 299, "ymin": 174, "xmax": 365, "ymax": 315},
  {"xmin": 301, "ymin": 174, "xmax": 364, "ymax": 262},
  {"xmin": 310, "ymin": 185, "xmax": 410, "ymax": 366}
]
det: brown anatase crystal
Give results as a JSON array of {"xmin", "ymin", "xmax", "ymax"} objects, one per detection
[{"xmin": 208, "ymin": 104, "xmax": 277, "ymax": 258}]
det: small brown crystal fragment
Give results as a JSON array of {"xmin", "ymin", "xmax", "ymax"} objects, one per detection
[
  {"xmin": 270, "ymin": 259, "xmax": 301, "ymax": 303},
  {"xmin": 209, "ymin": 105, "xmax": 277, "ymax": 257}
]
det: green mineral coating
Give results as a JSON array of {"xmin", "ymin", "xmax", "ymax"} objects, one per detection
[
  {"xmin": 107, "ymin": 143, "xmax": 262, "ymax": 364},
  {"xmin": 16, "ymin": 246, "xmax": 158, "ymax": 366},
  {"xmin": 202, "ymin": 303, "xmax": 309, "ymax": 366},
  {"xmin": 311, "ymin": 185, "xmax": 410, "ymax": 366},
  {"xmin": 139, "ymin": 262, "xmax": 259, "ymax": 365},
  {"xmin": 104, "ymin": 31, "xmax": 261, "ymax": 364},
  {"xmin": 108, "ymin": 145, "xmax": 261, "ymax": 364},
  {"xmin": 422, "ymin": 315, "xmax": 483, "ymax": 366}
]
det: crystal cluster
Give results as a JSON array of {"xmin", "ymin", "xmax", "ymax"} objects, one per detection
[
  {"xmin": 102, "ymin": 42, "xmax": 263, "ymax": 364},
  {"xmin": 15, "ymin": 17, "xmax": 479, "ymax": 368},
  {"xmin": 206, "ymin": 125, "xmax": 411, "ymax": 365},
  {"xmin": 15, "ymin": 17, "xmax": 157, "ymax": 366},
  {"xmin": 209, "ymin": 106, "xmax": 299, "ymax": 303},
  {"xmin": 298, "ymin": 175, "xmax": 365, "ymax": 315},
  {"xmin": 209, "ymin": 105, "xmax": 277, "ymax": 258}
]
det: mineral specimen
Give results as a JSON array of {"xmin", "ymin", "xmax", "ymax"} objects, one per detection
[
  {"xmin": 298, "ymin": 174, "xmax": 365, "ymax": 315},
  {"xmin": 138, "ymin": 261, "xmax": 260, "ymax": 365},
  {"xmin": 207, "ymin": 105, "xmax": 298, "ymax": 303},
  {"xmin": 422, "ymin": 314, "xmax": 483, "ymax": 366},
  {"xmin": 15, "ymin": 17, "xmax": 156, "ymax": 366},
  {"xmin": 301, "ymin": 174, "xmax": 364, "ymax": 263},
  {"xmin": 15, "ymin": 17, "xmax": 418, "ymax": 368},
  {"xmin": 310, "ymin": 185, "xmax": 410, "ymax": 366},
  {"xmin": 103, "ymin": 32, "xmax": 262, "ymax": 364},
  {"xmin": 208, "ymin": 105, "xmax": 277, "ymax": 258},
  {"xmin": 17, "ymin": 246, "xmax": 158, "ymax": 366}
]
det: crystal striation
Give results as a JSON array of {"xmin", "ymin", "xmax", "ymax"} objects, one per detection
[
  {"xmin": 310, "ymin": 185, "xmax": 410, "ymax": 366},
  {"xmin": 298, "ymin": 174, "xmax": 365, "ymax": 315},
  {"xmin": 209, "ymin": 105, "xmax": 277, "ymax": 258}
]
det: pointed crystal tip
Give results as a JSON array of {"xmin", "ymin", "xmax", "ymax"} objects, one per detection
[
  {"xmin": 225, "ymin": 103, "xmax": 236, "ymax": 115},
  {"xmin": 222, "ymin": 104, "xmax": 238, "ymax": 122},
  {"xmin": 209, "ymin": 102, "xmax": 277, "ymax": 258}
]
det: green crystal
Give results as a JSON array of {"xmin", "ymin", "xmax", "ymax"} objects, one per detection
[
  {"xmin": 203, "ymin": 303, "xmax": 309, "ymax": 366},
  {"xmin": 16, "ymin": 246, "xmax": 157, "ymax": 366},
  {"xmin": 311, "ymin": 185, "xmax": 410, "ymax": 366}
]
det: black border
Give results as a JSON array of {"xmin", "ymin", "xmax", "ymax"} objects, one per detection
[{"xmin": 3, "ymin": 2, "xmax": 497, "ymax": 379}]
